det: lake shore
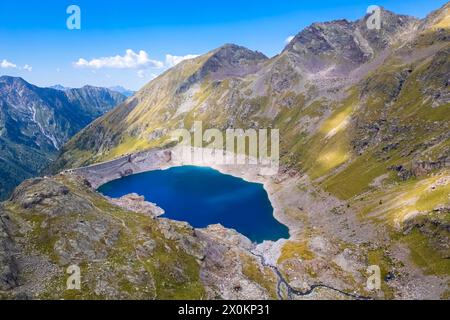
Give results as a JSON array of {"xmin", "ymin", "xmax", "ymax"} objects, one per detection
[
  {"xmin": 69, "ymin": 147, "xmax": 301, "ymax": 264},
  {"xmin": 97, "ymin": 165, "xmax": 290, "ymax": 243}
]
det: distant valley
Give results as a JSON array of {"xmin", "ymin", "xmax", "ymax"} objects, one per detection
[{"xmin": 0, "ymin": 76, "xmax": 127, "ymax": 199}]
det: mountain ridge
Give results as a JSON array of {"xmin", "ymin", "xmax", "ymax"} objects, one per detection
[
  {"xmin": 54, "ymin": 4, "xmax": 447, "ymax": 169},
  {"xmin": 0, "ymin": 76, "xmax": 127, "ymax": 199}
]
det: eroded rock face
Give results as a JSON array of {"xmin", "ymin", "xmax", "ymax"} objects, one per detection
[
  {"xmin": 196, "ymin": 225, "xmax": 277, "ymax": 300},
  {"xmin": 0, "ymin": 208, "xmax": 19, "ymax": 291},
  {"xmin": 108, "ymin": 193, "xmax": 164, "ymax": 217},
  {"xmin": 8, "ymin": 177, "xmax": 97, "ymax": 217},
  {"xmin": 284, "ymin": 8, "xmax": 418, "ymax": 75}
]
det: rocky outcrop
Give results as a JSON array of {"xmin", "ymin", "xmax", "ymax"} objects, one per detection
[
  {"xmin": 196, "ymin": 225, "xmax": 277, "ymax": 300},
  {"xmin": 108, "ymin": 193, "xmax": 164, "ymax": 217},
  {"xmin": 9, "ymin": 178, "xmax": 93, "ymax": 216},
  {"xmin": 412, "ymin": 158, "xmax": 450, "ymax": 177},
  {"xmin": 390, "ymin": 156, "xmax": 450, "ymax": 181},
  {"xmin": 403, "ymin": 205, "xmax": 450, "ymax": 259},
  {"xmin": 0, "ymin": 207, "xmax": 18, "ymax": 291}
]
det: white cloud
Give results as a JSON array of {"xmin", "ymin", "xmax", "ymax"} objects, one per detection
[
  {"xmin": 165, "ymin": 54, "xmax": 199, "ymax": 68},
  {"xmin": 137, "ymin": 70, "xmax": 146, "ymax": 78},
  {"xmin": 1, "ymin": 60, "xmax": 33, "ymax": 71},
  {"xmin": 285, "ymin": 35, "xmax": 295, "ymax": 44},
  {"xmin": 74, "ymin": 49, "xmax": 164, "ymax": 69},
  {"xmin": 1, "ymin": 59, "xmax": 17, "ymax": 69},
  {"xmin": 137, "ymin": 70, "xmax": 158, "ymax": 80}
]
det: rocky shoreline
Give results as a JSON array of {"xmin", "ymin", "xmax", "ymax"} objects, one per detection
[{"xmin": 70, "ymin": 148, "xmax": 300, "ymax": 259}]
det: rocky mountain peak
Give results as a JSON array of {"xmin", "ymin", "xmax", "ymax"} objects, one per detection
[
  {"xmin": 283, "ymin": 7, "xmax": 418, "ymax": 75},
  {"xmin": 108, "ymin": 86, "xmax": 135, "ymax": 97},
  {"xmin": 49, "ymin": 84, "xmax": 70, "ymax": 91},
  {"xmin": 211, "ymin": 43, "xmax": 268, "ymax": 62},
  {"xmin": 76, "ymin": 85, "xmax": 123, "ymax": 97},
  {"xmin": 176, "ymin": 44, "xmax": 268, "ymax": 93},
  {"xmin": 0, "ymin": 76, "xmax": 59, "ymax": 106},
  {"xmin": 282, "ymin": 19, "xmax": 369, "ymax": 74},
  {"xmin": 200, "ymin": 43, "xmax": 268, "ymax": 78},
  {"xmin": 355, "ymin": 7, "xmax": 419, "ymax": 48},
  {"xmin": 0, "ymin": 76, "xmax": 33, "ymax": 91},
  {"xmin": 419, "ymin": 2, "xmax": 450, "ymax": 31}
]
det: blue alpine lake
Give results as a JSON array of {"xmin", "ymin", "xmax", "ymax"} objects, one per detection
[{"xmin": 97, "ymin": 166, "xmax": 289, "ymax": 243}]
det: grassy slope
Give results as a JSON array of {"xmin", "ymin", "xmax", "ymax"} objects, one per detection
[{"xmin": 2, "ymin": 175, "xmax": 205, "ymax": 299}]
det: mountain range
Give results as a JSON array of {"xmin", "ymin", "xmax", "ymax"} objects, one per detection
[
  {"xmin": 107, "ymin": 86, "xmax": 136, "ymax": 97},
  {"xmin": 0, "ymin": 3, "xmax": 449, "ymax": 300},
  {"xmin": 0, "ymin": 76, "xmax": 127, "ymax": 199},
  {"xmin": 51, "ymin": 84, "xmax": 135, "ymax": 98}
]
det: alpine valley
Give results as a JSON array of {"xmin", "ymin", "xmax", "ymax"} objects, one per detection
[
  {"xmin": 0, "ymin": 4, "xmax": 449, "ymax": 300},
  {"xmin": 0, "ymin": 77, "xmax": 127, "ymax": 200}
]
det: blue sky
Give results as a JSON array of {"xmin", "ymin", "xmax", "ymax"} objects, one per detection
[{"xmin": 0, "ymin": 0, "xmax": 447, "ymax": 90}]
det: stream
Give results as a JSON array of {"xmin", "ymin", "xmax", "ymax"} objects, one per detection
[{"xmin": 250, "ymin": 251, "xmax": 372, "ymax": 300}]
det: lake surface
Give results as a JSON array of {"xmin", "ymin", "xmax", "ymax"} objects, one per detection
[{"xmin": 98, "ymin": 166, "xmax": 289, "ymax": 243}]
